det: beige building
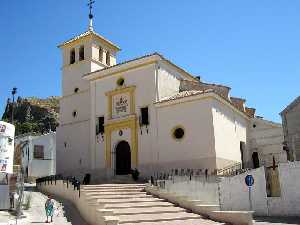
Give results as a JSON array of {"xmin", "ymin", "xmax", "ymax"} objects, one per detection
[
  {"xmin": 280, "ymin": 96, "xmax": 300, "ymax": 161},
  {"xmin": 56, "ymin": 19, "xmax": 284, "ymax": 181},
  {"xmin": 246, "ymin": 117, "xmax": 286, "ymax": 168}
]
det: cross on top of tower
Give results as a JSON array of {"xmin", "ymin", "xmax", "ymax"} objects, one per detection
[{"xmin": 87, "ymin": 0, "xmax": 95, "ymax": 31}]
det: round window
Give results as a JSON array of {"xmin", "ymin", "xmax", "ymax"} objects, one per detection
[
  {"xmin": 74, "ymin": 87, "xmax": 79, "ymax": 93},
  {"xmin": 172, "ymin": 127, "xmax": 185, "ymax": 140},
  {"xmin": 117, "ymin": 77, "xmax": 125, "ymax": 86},
  {"xmin": 72, "ymin": 110, "xmax": 78, "ymax": 118}
]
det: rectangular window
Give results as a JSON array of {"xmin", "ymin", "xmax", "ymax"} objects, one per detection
[
  {"xmin": 33, "ymin": 145, "xmax": 44, "ymax": 159},
  {"xmin": 99, "ymin": 47, "xmax": 103, "ymax": 62},
  {"xmin": 140, "ymin": 107, "xmax": 149, "ymax": 126},
  {"xmin": 106, "ymin": 51, "xmax": 110, "ymax": 66},
  {"xmin": 79, "ymin": 46, "xmax": 85, "ymax": 61},
  {"xmin": 96, "ymin": 117, "xmax": 105, "ymax": 135},
  {"xmin": 70, "ymin": 48, "xmax": 75, "ymax": 64}
]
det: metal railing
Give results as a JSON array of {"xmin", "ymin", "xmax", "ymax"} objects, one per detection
[{"xmin": 36, "ymin": 175, "xmax": 81, "ymax": 197}]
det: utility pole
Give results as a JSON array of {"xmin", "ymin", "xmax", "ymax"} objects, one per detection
[{"xmin": 11, "ymin": 87, "xmax": 17, "ymax": 124}]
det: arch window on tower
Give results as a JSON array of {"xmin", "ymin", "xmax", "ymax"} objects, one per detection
[
  {"xmin": 106, "ymin": 51, "xmax": 110, "ymax": 66},
  {"xmin": 72, "ymin": 110, "xmax": 78, "ymax": 118},
  {"xmin": 79, "ymin": 45, "xmax": 85, "ymax": 61},
  {"xmin": 99, "ymin": 46, "xmax": 103, "ymax": 62},
  {"xmin": 70, "ymin": 48, "xmax": 75, "ymax": 64}
]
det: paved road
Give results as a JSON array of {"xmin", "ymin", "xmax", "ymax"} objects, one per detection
[{"xmin": 11, "ymin": 185, "xmax": 88, "ymax": 225}]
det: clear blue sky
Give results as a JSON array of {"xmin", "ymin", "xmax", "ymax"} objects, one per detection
[{"xmin": 1, "ymin": 1, "xmax": 299, "ymax": 122}]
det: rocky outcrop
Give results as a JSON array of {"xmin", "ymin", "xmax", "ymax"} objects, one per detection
[{"xmin": 1, "ymin": 96, "xmax": 60, "ymax": 136}]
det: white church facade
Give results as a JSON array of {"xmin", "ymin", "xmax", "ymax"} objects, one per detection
[{"xmin": 56, "ymin": 23, "xmax": 286, "ymax": 181}]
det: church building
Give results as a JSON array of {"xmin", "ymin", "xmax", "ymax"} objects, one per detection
[{"xmin": 56, "ymin": 10, "xmax": 286, "ymax": 181}]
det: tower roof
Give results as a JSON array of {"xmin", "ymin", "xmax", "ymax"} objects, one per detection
[{"xmin": 58, "ymin": 29, "xmax": 121, "ymax": 51}]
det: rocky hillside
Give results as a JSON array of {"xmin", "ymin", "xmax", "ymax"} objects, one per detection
[{"xmin": 1, "ymin": 96, "xmax": 60, "ymax": 136}]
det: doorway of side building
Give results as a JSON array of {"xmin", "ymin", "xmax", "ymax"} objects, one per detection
[
  {"xmin": 252, "ymin": 152, "xmax": 260, "ymax": 168},
  {"xmin": 115, "ymin": 141, "xmax": 131, "ymax": 175}
]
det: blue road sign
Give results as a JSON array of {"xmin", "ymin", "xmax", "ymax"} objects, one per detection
[{"xmin": 245, "ymin": 175, "xmax": 254, "ymax": 187}]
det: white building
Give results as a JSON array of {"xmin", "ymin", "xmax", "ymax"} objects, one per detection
[
  {"xmin": 15, "ymin": 132, "xmax": 56, "ymax": 180},
  {"xmin": 56, "ymin": 17, "xmax": 285, "ymax": 181}
]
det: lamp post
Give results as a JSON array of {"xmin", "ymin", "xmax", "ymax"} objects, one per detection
[{"xmin": 11, "ymin": 87, "xmax": 17, "ymax": 124}]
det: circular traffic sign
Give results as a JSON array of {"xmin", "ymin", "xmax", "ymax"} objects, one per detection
[{"xmin": 245, "ymin": 174, "xmax": 254, "ymax": 187}]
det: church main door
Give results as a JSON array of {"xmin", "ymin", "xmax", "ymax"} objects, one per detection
[{"xmin": 115, "ymin": 141, "xmax": 131, "ymax": 175}]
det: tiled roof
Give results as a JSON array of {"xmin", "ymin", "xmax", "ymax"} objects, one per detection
[
  {"xmin": 157, "ymin": 89, "xmax": 252, "ymax": 118},
  {"xmin": 158, "ymin": 89, "xmax": 214, "ymax": 103},
  {"xmin": 180, "ymin": 80, "xmax": 230, "ymax": 99},
  {"xmin": 245, "ymin": 107, "xmax": 256, "ymax": 118},
  {"xmin": 58, "ymin": 30, "xmax": 120, "ymax": 50},
  {"xmin": 230, "ymin": 97, "xmax": 246, "ymax": 112}
]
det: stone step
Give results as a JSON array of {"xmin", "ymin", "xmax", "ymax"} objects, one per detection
[
  {"xmin": 105, "ymin": 201, "xmax": 174, "ymax": 209},
  {"xmin": 82, "ymin": 188, "xmax": 144, "ymax": 192},
  {"xmin": 95, "ymin": 197, "xmax": 169, "ymax": 204},
  {"xmin": 90, "ymin": 194, "xmax": 149, "ymax": 199},
  {"xmin": 113, "ymin": 206, "xmax": 186, "ymax": 215},
  {"xmin": 121, "ymin": 218, "xmax": 226, "ymax": 225},
  {"xmin": 84, "ymin": 191, "xmax": 146, "ymax": 196},
  {"xmin": 118, "ymin": 212, "xmax": 202, "ymax": 224},
  {"xmin": 82, "ymin": 184, "xmax": 146, "ymax": 188},
  {"xmin": 103, "ymin": 216, "xmax": 119, "ymax": 225}
]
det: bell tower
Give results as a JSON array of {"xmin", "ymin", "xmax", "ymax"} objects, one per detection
[{"xmin": 56, "ymin": 0, "xmax": 120, "ymax": 176}]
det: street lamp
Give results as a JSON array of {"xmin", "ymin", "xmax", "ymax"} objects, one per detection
[{"xmin": 11, "ymin": 87, "xmax": 17, "ymax": 124}]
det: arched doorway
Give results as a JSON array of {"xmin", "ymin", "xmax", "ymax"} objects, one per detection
[
  {"xmin": 252, "ymin": 152, "xmax": 260, "ymax": 169},
  {"xmin": 115, "ymin": 141, "xmax": 131, "ymax": 175}
]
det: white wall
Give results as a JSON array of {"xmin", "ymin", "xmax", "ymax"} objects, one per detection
[
  {"xmin": 30, "ymin": 132, "xmax": 56, "ymax": 177},
  {"xmin": 164, "ymin": 176, "xmax": 219, "ymax": 204},
  {"xmin": 157, "ymin": 62, "xmax": 181, "ymax": 100},
  {"xmin": 18, "ymin": 133, "xmax": 56, "ymax": 178},
  {"xmin": 56, "ymin": 122, "xmax": 90, "ymax": 176},
  {"xmin": 219, "ymin": 167, "xmax": 268, "ymax": 216},
  {"xmin": 212, "ymin": 99, "xmax": 248, "ymax": 168},
  {"xmin": 220, "ymin": 162, "xmax": 300, "ymax": 216},
  {"xmin": 155, "ymin": 98, "xmax": 216, "ymax": 171},
  {"xmin": 273, "ymin": 161, "xmax": 300, "ymax": 216}
]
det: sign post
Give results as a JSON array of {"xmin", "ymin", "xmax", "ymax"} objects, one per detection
[{"xmin": 245, "ymin": 174, "xmax": 254, "ymax": 211}]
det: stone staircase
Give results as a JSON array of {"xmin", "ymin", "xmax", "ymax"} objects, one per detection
[{"xmin": 80, "ymin": 183, "xmax": 226, "ymax": 225}]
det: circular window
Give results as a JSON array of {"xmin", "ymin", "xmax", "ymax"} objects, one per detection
[
  {"xmin": 253, "ymin": 124, "xmax": 256, "ymax": 128},
  {"xmin": 117, "ymin": 77, "xmax": 125, "ymax": 86},
  {"xmin": 74, "ymin": 87, "xmax": 79, "ymax": 93},
  {"xmin": 72, "ymin": 110, "xmax": 78, "ymax": 118},
  {"xmin": 172, "ymin": 126, "xmax": 185, "ymax": 140}
]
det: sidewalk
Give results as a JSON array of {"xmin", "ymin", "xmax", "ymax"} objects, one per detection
[
  {"xmin": 0, "ymin": 211, "xmax": 14, "ymax": 224},
  {"xmin": 2, "ymin": 184, "xmax": 88, "ymax": 225}
]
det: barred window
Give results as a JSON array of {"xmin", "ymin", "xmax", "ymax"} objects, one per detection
[{"xmin": 34, "ymin": 145, "xmax": 44, "ymax": 159}]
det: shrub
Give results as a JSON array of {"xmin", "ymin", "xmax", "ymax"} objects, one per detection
[{"xmin": 131, "ymin": 168, "xmax": 140, "ymax": 181}]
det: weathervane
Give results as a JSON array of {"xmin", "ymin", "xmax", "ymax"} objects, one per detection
[{"xmin": 87, "ymin": 0, "xmax": 95, "ymax": 31}]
